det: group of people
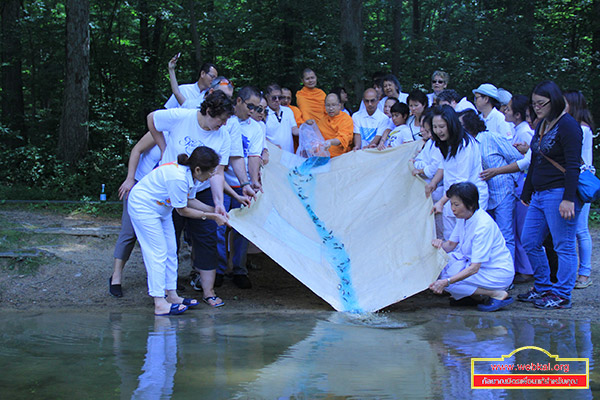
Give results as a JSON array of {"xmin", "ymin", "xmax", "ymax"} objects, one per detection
[{"xmin": 108, "ymin": 55, "xmax": 595, "ymax": 315}]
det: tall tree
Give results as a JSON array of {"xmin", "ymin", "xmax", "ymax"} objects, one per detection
[
  {"xmin": 340, "ymin": 0, "xmax": 364, "ymax": 106},
  {"xmin": 1, "ymin": 0, "xmax": 25, "ymax": 135},
  {"xmin": 187, "ymin": 0, "xmax": 202, "ymax": 68},
  {"xmin": 58, "ymin": 0, "xmax": 90, "ymax": 163},
  {"xmin": 138, "ymin": 0, "xmax": 164, "ymax": 117},
  {"xmin": 391, "ymin": 0, "xmax": 403, "ymax": 77},
  {"xmin": 411, "ymin": 0, "xmax": 420, "ymax": 38}
]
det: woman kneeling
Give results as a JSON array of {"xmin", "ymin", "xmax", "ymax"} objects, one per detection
[{"xmin": 429, "ymin": 182, "xmax": 515, "ymax": 312}]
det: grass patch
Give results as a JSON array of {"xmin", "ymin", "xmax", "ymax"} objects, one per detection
[
  {"xmin": 0, "ymin": 200, "xmax": 122, "ymax": 219},
  {"xmin": 0, "ymin": 255, "xmax": 53, "ymax": 275}
]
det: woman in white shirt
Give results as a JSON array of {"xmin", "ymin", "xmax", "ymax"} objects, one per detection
[
  {"xmin": 128, "ymin": 146, "xmax": 228, "ymax": 316},
  {"xmin": 429, "ymin": 182, "xmax": 514, "ymax": 312}
]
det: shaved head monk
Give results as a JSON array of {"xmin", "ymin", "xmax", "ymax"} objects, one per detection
[
  {"xmin": 352, "ymin": 88, "xmax": 389, "ymax": 149},
  {"xmin": 306, "ymin": 93, "xmax": 353, "ymax": 157},
  {"xmin": 296, "ymin": 68, "xmax": 327, "ymax": 123}
]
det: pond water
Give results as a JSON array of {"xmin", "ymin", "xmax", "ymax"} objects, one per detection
[{"xmin": 0, "ymin": 311, "xmax": 597, "ymax": 399}]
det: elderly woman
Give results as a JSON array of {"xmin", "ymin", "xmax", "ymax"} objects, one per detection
[
  {"xmin": 427, "ymin": 70, "xmax": 449, "ymax": 106},
  {"xmin": 429, "ymin": 182, "xmax": 515, "ymax": 312},
  {"xmin": 517, "ymin": 81, "xmax": 583, "ymax": 309}
]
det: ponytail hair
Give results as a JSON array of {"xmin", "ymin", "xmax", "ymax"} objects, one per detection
[{"xmin": 177, "ymin": 146, "xmax": 220, "ymax": 172}]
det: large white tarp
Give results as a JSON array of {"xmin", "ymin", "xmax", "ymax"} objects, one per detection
[{"xmin": 229, "ymin": 141, "xmax": 447, "ymax": 312}]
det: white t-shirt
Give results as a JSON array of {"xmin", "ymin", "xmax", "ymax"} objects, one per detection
[
  {"xmin": 442, "ymin": 138, "xmax": 488, "ymax": 210},
  {"xmin": 406, "ymin": 115, "xmax": 422, "ymax": 140},
  {"xmin": 385, "ymin": 125, "xmax": 414, "ymax": 147},
  {"xmin": 512, "ymin": 121, "xmax": 534, "ymax": 146},
  {"xmin": 581, "ymin": 125, "xmax": 594, "ymax": 167},
  {"xmin": 225, "ymin": 117, "xmax": 264, "ymax": 186},
  {"xmin": 455, "ymin": 97, "xmax": 477, "ymax": 113},
  {"xmin": 135, "ymin": 144, "xmax": 162, "ymax": 182},
  {"xmin": 221, "ymin": 116, "xmax": 243, "ymax": 158},
  {"xmin": 352, "ymin": 108, "xmax": 389, "ymax": 149},
  {"xmin": 128, "ymin": 163, "xmax": 197, "ymax": 218},
  {"xmin": 449, "ymin": 209, "xmax": 514, "ymax": 276},
  {"xmin": 164, "ymin": 83, "xmax": 206, "ymax": 109},
  {"xmin": 413, "ymin": 139, "xmax": 443, "ymax": 180},
  {"xmin": 482, "ymin": 108, "xmax": 512, "ymax": 140},
  {"xmin": 265, "ymin": 106, "xmax": 297, "ymax": 153}
]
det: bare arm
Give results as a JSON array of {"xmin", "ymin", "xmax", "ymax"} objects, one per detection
[
  {"xmin": 429, "ymin": 262, "xmax": 482, "ymax": 294},
  {"xmin": 209, "ymin": 166, "xmax": 226, "ymax": 215},
  {"xmin": 176, "ymin": 199, "xmax": 229, "ymax": 226},
  {"xmin": 168, "ymin": 53, "xmax": 186, "ymax": 106},
  {"xmin": 425, "ymin": 168, "xmax": 443, "ymax": 197},
  {"xmin": 147, "ymin": 112, "xmax": 166, "ymax": 155},
  {"xmin": 377, "ymin": 129, "xmax": 392, "ymax": 150},
  {"xmin": 248, "ymin": 156, "xmax": 262, "ymax": 192},
  {"xmin": 480, "ymin": 162, "xmax": 520, "ymax": 181}
]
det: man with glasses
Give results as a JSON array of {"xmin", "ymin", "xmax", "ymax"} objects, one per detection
[
  {"xmin": 352, "ymin": 88, "xmax": 389, "ymax": 149},
  {"xmin": 264, "ymin": 83, "xmax": 298, "ymax": 153},
  {"xmin": 472, "ymin": 83, "xmax": 513, "ymax": 140},
  {"xmin": 164, "ymin": 61, "xmax": 218, "ymax": 109}
]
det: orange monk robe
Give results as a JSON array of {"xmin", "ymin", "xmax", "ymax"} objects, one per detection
[
  {"xmin": 296, "ymin": 87, "xmax": 327, "ymax": 123},
  {"xmin": 317, "ymin": 112, "xmax": 354, "ymax": 158},
  {"xmin": 289, "ymin": 104, "xmax": 305, "ymax": 126}
]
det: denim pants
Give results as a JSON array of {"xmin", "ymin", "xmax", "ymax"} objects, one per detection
[
  {"xmin": 521, "ymin": 188, "xmax": 581, "ymax": 299},
  {"xmin": 216, "ymin": 187, "xmax": 249, "ymax": 276},
  {"xmin": 487, "ymin": 193, "xmax": 516, "ymax": 261},
  {"xmin": 576, "ymin": 203, "xmax": 592, "ymax": 277}
]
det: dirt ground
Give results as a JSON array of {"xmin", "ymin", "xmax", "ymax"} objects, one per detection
[{"xmin": 0, "ymin": 208, "xmax": 598, "ymax": 320}]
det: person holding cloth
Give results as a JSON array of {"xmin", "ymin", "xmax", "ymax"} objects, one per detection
[
  {"xmin": 128, "ymin": 146, "xmax": 228, "ymax": 316},
  {"xmin": 306, "ymin": 92, "xmax": 353, "ymax": 157}
]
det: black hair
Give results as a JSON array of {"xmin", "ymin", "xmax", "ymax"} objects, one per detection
[
  {"xmin": 437, "ymin": 89, "xmax": 461, "ymax": 104},
  {"xmin": 237, "ymin": 86, "xmax": 261, "ymax": 102},
  {"xmin": 326, "ymin": 92, "xmax": 341, "ymax": 103},
  {"xmin": 458, "ymin": 109, "xmax": 486, "ymax": 136},
  {"xmin": 532, "ymin": 80, "xmax": 565, "ymax": 121},
  {"xmin": 391, "ymin": 102, "xmax": 409, "ymax": 118},
  {"xmin": 421, "ymin": 110, "xmax": 433, "ymax": 128},
  {"xmin": 446, "ymin": 182, "xmax": 479, "ymax": 212},
  {"xmin": 430, "ymin": 105, "xmax": 472, "ymax": 159},
  {"xmin": 564, "ymin": 90, "xmax": 595, "ymax": 132},
  {"xmin": 265, "ymin": 83, "xmax": 282, "ymax": 95},
  {"xmin": 331, "ymin": 86, "xmax": 351, "ymax": 113},
  {"xmin": 382, "ymin": 74, "xmax": 401, "ymax": 93},
  {"xmin": 510, "ymin": 95, "xmax": 529, "ymax": 123},
  {"xmin": 407, "ymin": 90, "xmax": 428, "ymax": 106},
  {"xmin": 198, "ymin": 63, "xmax": 217, "ymax": 80},
  {"xmin": 385, "ymin": 96, "xmax": 399, "ymax": 104},
  {"xmin": 200, "ymin": 90, "xmax": 234, "ymax": 118},
  {"xmin": 177, "ymin": 146, "xmax": 220, "ymax": 172}
]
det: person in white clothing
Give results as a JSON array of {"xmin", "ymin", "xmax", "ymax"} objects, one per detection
[
  {"xmin": 429, "ymin": 182, "xmax": 514, "ymax": 312},
  {"xmin": 425, "ymin": 105, "xmax": 489, "ymax": 239},
  {"xmin": 128, "ymin": 146, "xmax": 228, "ymax": 315},
  {"xmin": 353, "ymin": 88, "xmax": 390, "ymax": 149},
  {"xmin": 406, "ymin": 90, "xmax": 429, "ymax": 140},
  {"xmin": 164, "ymin": 57, "xmax": 217, "ymax": 109},
  {"xmin": 503, "ymin": 95, "xmax": 534, "ymax": 147},
  {"xmin": 472, "ymin": 83, "xmax": 513, "ymax": 140},
  {"xmin": 148, "ymin": 91, "xmax": 234, "ymax": 307},
  {"xmin": 436, "ymin": 89, "xmax": 477, "ymax": 113},
  {"xmin": 377, "ymin": 74, "xmax": 408, "ymax": 110},
  {"xmin": 380, "ymin": 102, "xmax": 413, "ymax": 148},
  {"xmin": 264, "ymin": 83, "xmax": 298, "ymax": 153},
  {"xmin": 426, "ymin": 70, "xmax": 449, "ymax": 107}
]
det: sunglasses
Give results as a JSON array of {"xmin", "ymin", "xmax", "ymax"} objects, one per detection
[
  {"xmin": 270, "ymin": 95, "xmax": 282, "ymax": 101},
  {"xmin": 432, "ymin": 79, "xmax": 445, "ymax": 84}
]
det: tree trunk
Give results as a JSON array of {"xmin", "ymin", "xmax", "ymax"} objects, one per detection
[
  {"xmin": 139, "ymin": 0, "xmax": 164, "ymax": 118},
  {"xmin": 58, "ymin": 0, "xmax": 90, "ymax": 164},
  {"xmin": 340, "ymin": 0, "xmax": 364, "ymax": 108},
  {"xmin": 187, "ymin": 0, "xmax": 202, "ymax": 68},
  {"xmin": 1, "ymin": 0, "xmax": 25, "ymax": 136},
  {"xmin": 391, "ymin": 0, "xmax": 403, "ymax": 77},
  {"xmin": 280, "ymin": 0, "xmax": 296, "ymax": 90},
  {"xmin": 411, "ymin": 0, "xmax": 420, "ymax": 38}
]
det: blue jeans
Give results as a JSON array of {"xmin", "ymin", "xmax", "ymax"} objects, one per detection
[
  {"xmin": 487, "ymin": 193, "xmax": 516, "ymax": 261},
  {"xmin": 217, "ymin": 187, "xmax": 249, "ymax": 276},
  {"xmin": 521, "ymin": 188, "xmax": 581, "ymax": 299},
  {"xmin": 576, "ymin": 203, "xmax": 592, "ymax": 277}
]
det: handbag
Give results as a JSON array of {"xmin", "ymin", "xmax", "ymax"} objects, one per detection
[{"xmin": 540, "ymin": 152, "xmax": 600, "ymax": 203}]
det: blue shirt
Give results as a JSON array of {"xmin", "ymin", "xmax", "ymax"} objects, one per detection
[{"xmin": 476, "ymin": 130, "xmax": 524, "ymax": 209}]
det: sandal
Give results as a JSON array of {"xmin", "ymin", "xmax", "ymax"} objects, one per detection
[{"xmin": 203, "ymin": 296, "xmax": 225, "ymax": 308}]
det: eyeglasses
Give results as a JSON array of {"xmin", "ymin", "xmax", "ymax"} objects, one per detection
[
  {"xmin": 207, "ymin": 72, "xmax": 217, "ymax": 80},
  {"xmin": 270, "ymin": 95, "xmax": 281, "ymax": 101},
  {"xmin": 532, "ymin": 100, "xmax": 550, "ymax": 109},
  {"xmin": 432, "ymin": 79, "xmax": 445, "ymax": 84},
  {"xmin": 242, "ymin": 98, "xmax": 262, "ymax": 112}
]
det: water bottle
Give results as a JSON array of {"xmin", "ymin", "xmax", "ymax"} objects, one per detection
[{"xmin": 100, "ymin": 184, "xmax": 107, "ymax": 202}]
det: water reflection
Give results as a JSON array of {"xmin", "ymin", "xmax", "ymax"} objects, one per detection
[{"xmin": 0, "ymin": 311, "xmax": 596, "ymax": 399}]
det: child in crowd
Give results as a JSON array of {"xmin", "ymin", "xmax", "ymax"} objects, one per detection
[{"xmin": 381, "ymin": 102, "xmax": 413, "ymax": 148}]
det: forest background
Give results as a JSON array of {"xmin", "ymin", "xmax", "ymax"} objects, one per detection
[{"xmin": 0, "ymin": 0, "xmax": 599, "ymax": 201}]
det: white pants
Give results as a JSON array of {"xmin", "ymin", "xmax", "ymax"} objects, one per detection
[{"xmin": 129, "ymin": 211, "xmax": 178, "ymax": 297}]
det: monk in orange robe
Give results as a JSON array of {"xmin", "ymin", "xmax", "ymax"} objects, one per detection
[
  {"xmin": 296, "ymin": 69, "xmax": 327, "ymax": 123},
  {"xmin": 306, "ymin": 93, "xmax": 353, "ymax": 158},
  {"xmin": 281, "ymin": 87, "xmax": 304, "ymax": 126}
]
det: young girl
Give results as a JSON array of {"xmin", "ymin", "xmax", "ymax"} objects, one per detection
[{"xmin": 128, "ymin": 146, "xmax": 229, "ymax": 315}]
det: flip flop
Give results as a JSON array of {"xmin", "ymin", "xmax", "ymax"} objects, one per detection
[
  {"xmin": 203, "ymin": 296, "xmax": 225, "ymax": 308},
  {"xmin": 182, "ymin": 298, "xmax": 200, "ymax": 307},
  {"xmin": 155, "ymin": 303, "xmax": 188, "ymax": 316},
  {"xmin": 477, "ymin": 297, "xmax": 514, "ymax": 312}
]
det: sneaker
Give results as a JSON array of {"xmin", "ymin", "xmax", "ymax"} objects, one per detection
[
  {"xmin": 574, "ymin": 277, "xmax": 593, "ymax": 289},
  {"xmin": 190, "ymin": 273, "xmax": 203, "ymax": 291},
  {"xmin": 232, "ymin": 274, "xmax": 252, "ymax": 289},
  {"xmin": 533, "ymin": 293, "xmax": 572, "ymax": 309},
  {"xmin": 516, "ymin": 288, "xmax": 548, "ymax": 303}
]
